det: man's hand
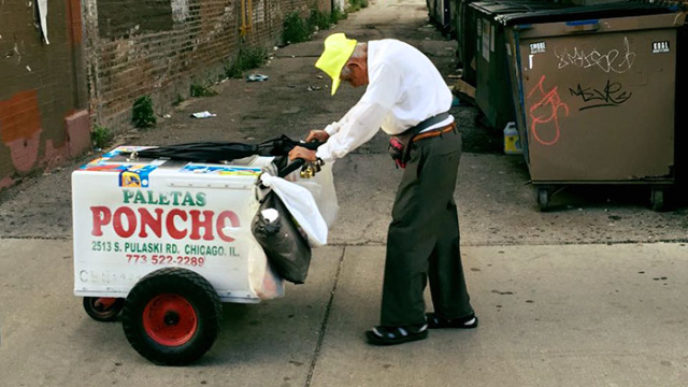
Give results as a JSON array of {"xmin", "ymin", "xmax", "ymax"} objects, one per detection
[
  {"xmin": 306, "ymin": 130, "xmax": 329, "ymax": 143},
  {"xmin": 288, "ymin": 146, "xmax": 317, "ymax": 162}
]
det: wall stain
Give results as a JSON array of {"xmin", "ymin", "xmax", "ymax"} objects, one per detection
[{"xmin": 0, "ymin": 90, "xmax": 43, "ymax": 172}]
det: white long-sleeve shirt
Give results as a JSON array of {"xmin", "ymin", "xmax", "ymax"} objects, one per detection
[{"xmin": 316, "ymin": 39, "xmax": 454, "ymax": 162}]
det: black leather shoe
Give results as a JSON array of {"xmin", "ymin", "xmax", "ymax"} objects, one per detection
[
  {"xmin": 426, "ymin": 313, "xmax": 478, "ymax": 329},
  {"xmin": 365, "ymin": 323, "xmax": 429, "ymax": 346}
]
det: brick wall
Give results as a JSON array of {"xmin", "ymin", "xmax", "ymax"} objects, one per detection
[
  {"xmin": 0, "ymin": 0, "xmax": 90, "ymax": 191},
  {"xmin": 84, "ymin": 0, "xmax": 330, "ymax": 132}
]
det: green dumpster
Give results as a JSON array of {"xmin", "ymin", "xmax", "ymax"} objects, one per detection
[
  {"xmin": 428, "ymin": 0, "xmax": 453, "ymax": 32},
  {"xmin": 471, "ymin": 1, "xmax": 564, "ymax": 130},
  {"xmin": 457, "ymin": 0, "xmax": 480, "ymax": 84},
  {"xmin": 501, "ymin": 3, "xmax": 685, "ymax": 210}
]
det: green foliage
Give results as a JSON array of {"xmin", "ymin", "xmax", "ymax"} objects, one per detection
[
  {"xmin": 283, "ymin": 8, "xmax": 347, "ymax": 45},
  {"xmin": 347, "ymin": 0, "xmax": 368, "ymax": 12},
  {"xmin": 132, "ymin": 96, "xmax": 156, "ymax": 129},
  {"xmin": 224, "ymin": 44, "xmax": 268, "ymax": 78},
  {"xmin": 190, "ymin": 83, "xmax": 218, "ymax": 97},
  {"xmin": 91, "ymin": 125, "xmax": 113, "ymax": 149},
  {"xmin": 283, "ymin": 11, "xmax": 311, "ymax": 44},
  {"xmin": 309, "ymin": 9, "xmax": 331, "ymax": 31},
  {"xmin": 330, "ymin": 7, "xmax": 347, "ymax": 23},
  {"xmin": 224, "ymin": 60, "xmax": 242, "ymax": 79},
  {"xmin": 239, "ymin": 45, "xmax": 268, "ymax": 70}
]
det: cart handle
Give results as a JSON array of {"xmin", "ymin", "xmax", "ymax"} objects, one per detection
[
  {"xmin": 276, "ymin": 140, "xmax": 323, "ymax": 177},
  {"xmin": 278, "ymin": 158, "xmax": 306, "ymax": 178}
]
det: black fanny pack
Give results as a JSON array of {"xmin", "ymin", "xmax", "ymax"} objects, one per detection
[{"xmin": 388, "ymin": 112, "xmax": 450, "ymax": 168}]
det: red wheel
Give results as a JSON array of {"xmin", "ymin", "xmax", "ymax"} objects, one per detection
[
  {"xmin": 122, "ymin": 268, "xmax": 221, "ymax": 365},
  {"xmin": 142, "ymin": 294, "xmax": 198, "ymax": 346}
]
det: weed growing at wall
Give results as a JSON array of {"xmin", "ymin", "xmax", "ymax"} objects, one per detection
[
  {"xmin": 330, "ymin": 7, "xmax": 347, "ymax": 23},
  {"xmin": 239, "ymin": 45, "xmax": 268, "ymax": 70},
  {"xmin": 225, "ymin": 45, "xmax": 268, "ymax": 78},
  {"xmin": 347, "ymin": 0, "xmax": 368, "ymax": 12},
  {"xmin": 91, "ymin": 125, "xmax": 113, "ymax": 149},
  {"xmin": 283, "ymin": 11, "xmax": 311, "ymax": 44},
  {"xmin": 283, "ymin": 8, "xmax": 346, "ymax": 46},
  {"xmin": 224, "ymin": 60, "xmax": 242, "ymax": 79},
  {"xmin": 190, "ymin": 83, "xmax": 218, "ymax": 97},
  {"xmin": 132, "ymin": 96, "xmax": 156, "ymax": 129},
  {"xmin": 309, "ymin": 9, "xmax": 331, "ymax": 31}
]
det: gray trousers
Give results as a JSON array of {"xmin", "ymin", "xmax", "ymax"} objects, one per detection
[{"xmin": 380, "ymin": 129, "xmax": 474, "ymax": 326}]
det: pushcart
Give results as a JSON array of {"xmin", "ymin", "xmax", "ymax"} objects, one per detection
[{"xmin": 72, "ymin": 138, "xmax": 328, "ymax": 365}]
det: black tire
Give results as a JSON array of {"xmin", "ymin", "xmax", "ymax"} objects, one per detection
[
  {"xmin": 83, "ymin": 297, "xmax": 125, "ymax": 322},
  {"xmin": 650, "ymin": 188, "xmax": 665, "ymax": 212},
  {"xmin": 121, "ymin": 268, "xmax": 222, "ymax": 365},
  {"xmin": 537, "ymin": 188, "xmax": 550, "ymax": 212}
]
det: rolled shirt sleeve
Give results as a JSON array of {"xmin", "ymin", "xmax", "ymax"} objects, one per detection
[
  {"xmin": 316, "ymin": 101, "xmax": 389, "ymax": 162},
  {"xmin": 324, "ymin": 122, "xmax": 339, "ymax": 136}
]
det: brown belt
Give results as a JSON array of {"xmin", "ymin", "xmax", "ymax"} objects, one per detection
[{"xmin": 412, "ymin": 122, "xmax": 457, "ymax": 142}]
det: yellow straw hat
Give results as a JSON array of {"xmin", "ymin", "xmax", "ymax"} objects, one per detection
[{"xmin": 315, "ymin": 33, "xmax": 358, "ymax": 96}]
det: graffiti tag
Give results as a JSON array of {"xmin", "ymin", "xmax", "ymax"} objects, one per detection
[
  {"xmin": 527, "ymin": 75, "xmax": 570, "ymax": 146},
  {"xmin": 569, "ymin": 80, "xmax": 632, "ymax": 111},
  {"xmin": 554, "ymin": 37, "xmax": 636, "ymax": 74}
]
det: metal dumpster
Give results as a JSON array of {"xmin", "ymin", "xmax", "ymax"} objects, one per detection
[
  {"xmin": 471, "ymin": 1, "xmax": 564, "ymax": 130},
  {"xmin": 501, "ymin": 3, "xmax": 685, "ymax": 210},
  {"xmin": 457, "ymin": 0, "xmax": 480, "ymax": 83},
  {"xmin": 428, "ymin": 0, "xmax": 453, "ymax": 33}
]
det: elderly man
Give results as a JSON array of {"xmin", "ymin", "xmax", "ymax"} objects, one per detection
[{"xmin": 289, "ymin": 33, "xmax": 477, "ymax": 346}]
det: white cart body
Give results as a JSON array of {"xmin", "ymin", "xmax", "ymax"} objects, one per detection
[{"xmin": 72, "ymin": 146, "xmax": 284, "ymax": 303}]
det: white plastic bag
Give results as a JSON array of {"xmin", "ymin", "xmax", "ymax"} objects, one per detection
[
  {"xmin": 260, "ymin": 173, "xmax": 328, "ymax": 247},
  {"xmin": 294, "ymin": 161, "xmax": 339, "ymax": 228}
]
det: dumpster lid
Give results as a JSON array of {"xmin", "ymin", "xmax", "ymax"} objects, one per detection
[
  {"xmin": 499, "ymin": 2, "xmax": 679, "ymax": 26},
  {"xmin": 470, "ymin": 1, "xmax": 566, "ymax": 17}
]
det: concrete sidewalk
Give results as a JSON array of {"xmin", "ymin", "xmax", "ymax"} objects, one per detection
[
  {"xmin": 1, "ymin": 238, "xmax": 687, "ymax": 386},
  {"xmin": 312, "ymin": 243, "xmax": 688, "ymax": 387}
]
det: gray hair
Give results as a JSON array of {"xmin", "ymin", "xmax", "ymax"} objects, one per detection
[
  {"xmin": 341, "ymin": 43, "xmax": 367, "ymax": 78},
  {"xmin": 341, "ymin": 64, "xmax": 352, "ymax": 78},
  {"xmin": 351, "ymin": 43, "xmax": 367, "ymax": 59},
  {"xmin": 340, "ymin": 43, "xmax": 368, "ymax": 77}
]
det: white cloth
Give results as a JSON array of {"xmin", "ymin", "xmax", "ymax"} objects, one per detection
[{"xmin": 316, "ymin": 39, "xmax": 454, "ymax": 162}]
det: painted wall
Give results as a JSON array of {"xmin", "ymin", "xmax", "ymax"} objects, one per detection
[
  {"xmin": 84, "ymin": 0, "xmax": 330, "ymax": 132},
  {"xmin": 0, "ymin": 0, "xmax": 90, "ymax": 190},
  {"xmin": 1, "ymin": 0, "xmax": 332, "ymax": 192}
]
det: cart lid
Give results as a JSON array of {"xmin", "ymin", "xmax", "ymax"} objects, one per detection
[{"xmin": 499, "ymin": 2, "xmax": 679, "ymax": 26}]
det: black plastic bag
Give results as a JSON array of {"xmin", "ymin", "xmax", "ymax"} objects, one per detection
[{"xmin": 251, "ymin": 191, "xmax": 312, "ymax": 284}]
